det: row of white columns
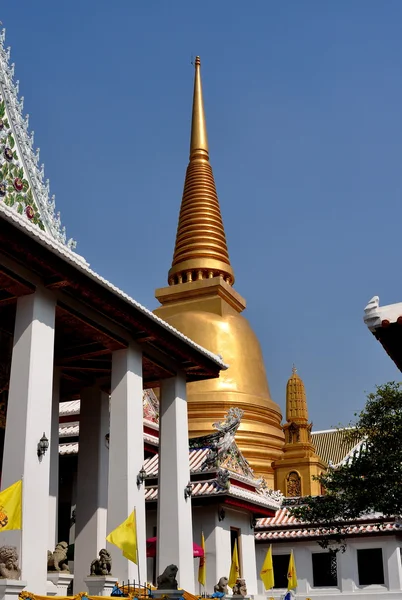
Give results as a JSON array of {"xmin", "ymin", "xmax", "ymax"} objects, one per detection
[{"xmin": 0, "ymin": 288, "xmax": 195, "ymax": 594}]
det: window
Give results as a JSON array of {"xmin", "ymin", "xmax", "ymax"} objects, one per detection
[
  {"xmin": 272, "ymin": 554, "xmax": 290, "ymax": 588},
  {"xmin": 312, "ymin": 552, "xmax": 338, "ymax": 587},
  {"xmin": 357, "ymin": 548, "xmax": 384, "ymax": 586},
  {"xmin": 230, "ymin": 527, "xmax": 242, "ymax": 577}
]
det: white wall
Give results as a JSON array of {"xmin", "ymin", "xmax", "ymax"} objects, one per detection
[
  {"xmin": 192, "ymin": 505, "xmax": 258, "ymax": 596},
  {"xmin": 255, "ymin": 535, "xmax": 402, "ymax": 600},
  {"xmin": 146, "ymin": 503, "xmax": 258, "ymax": 595}
]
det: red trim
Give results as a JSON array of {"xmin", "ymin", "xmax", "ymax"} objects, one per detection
[
  {"xmin": 59, "ymin": 415, "xmax": 80, "ymax": 424},
  {"xmin": 144, "ymin": 425, "xmax": 159, "ymax": 438},
  {"xmin": 144, "ymin": 443, "xmax": 158, "ymax": 455},
  {"xmin": 230, "ymin": 478, "xmax": 256, "ymax": 492},
  {"xmin": 223, "ymin": 497, "xmax": 276, "ymax": 517}
]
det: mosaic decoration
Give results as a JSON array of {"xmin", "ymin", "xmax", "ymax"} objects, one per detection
[
  {"xmin": 143, "ymin": 389, "xmax": 159, "ymax": 423},
  {"xmin": 219, "ymin": 443, "xmax": 255, "ymax": 479},
  {"xmin": 0, "ymin": 28, "xmax": 76, "ymax": 249},
  {"xmin": 0, "ymin": 100, "xmax": 44, "ymax": 229}
]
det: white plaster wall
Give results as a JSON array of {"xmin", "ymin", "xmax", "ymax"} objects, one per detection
[
  {"xmin": 192, "ymin": 505, "xmax": 217, "ymax": 595},
  {"xmin": 255, "ymin": 535, "xmax": 402, "ymax": 600},
  {"xmin": 192, "ymin": 505, "xmax": 258, "ymax": 596}
]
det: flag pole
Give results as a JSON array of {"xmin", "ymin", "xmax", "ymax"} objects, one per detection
[
  {"xmin": 135, "ymin": 508, "xmax": 141, "ymax": 588},
  {"xmin": 20, "ymin": 476, "xmax": 24, "ymax": 576}
]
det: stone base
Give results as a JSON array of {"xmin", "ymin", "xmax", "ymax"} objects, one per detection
[
  {"xmin": 152, "ymin": 590, "xmax": 184, "ymax": 600},
  {"xmin": 84, "ymin": 575, "xmax": 118, "ymax": 596},
  {"xmin": 47, "ymin": 572, "xmax": 74, "ymax": 596},
  {"xmin": 0, "ymin": 580, "xmax": 27, "ymax": 600}
]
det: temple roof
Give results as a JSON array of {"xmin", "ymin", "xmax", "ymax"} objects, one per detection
[
  {"xmin": 311, "ymin": 428, "xmax": 360, "ymax": 466},
  {"xmin": 363, "ymin": 295, "xmax": 402, "ymax": 372},
  {"xmin": 0, "ymin": 28, "xmax": 75, "ymax": 250},
  {"xmin": 255, "ymin": 507, "xmax": 400, "ymax": 542},
  {"xmin": 58, "ymin": 401, "xmax": 283, "ymax": 512}
]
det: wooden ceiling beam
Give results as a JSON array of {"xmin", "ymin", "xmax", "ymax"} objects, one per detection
[
  {"xmin": 0, "ymin": 264, "xmax": 35, "ymax": 297},
  {"xmin": 57, "ymin": 342, "xmax": 110, "ymax": 362},
  {"xmin": 44, "ymin": 276, "xmax": 70, "ymax": 290}
]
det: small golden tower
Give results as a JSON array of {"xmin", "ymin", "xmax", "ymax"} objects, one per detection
[
  {"xmin": 154, "ymin": 57, "xmax": 284, "ymax": 482},
  {"xmin": 274, "ymin": 366, "xmax": 326, "ymax": 496}
]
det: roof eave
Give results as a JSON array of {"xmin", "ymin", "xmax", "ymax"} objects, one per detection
[{"xmin": 0, "ymin": 207, "xmax": 227, "ymax": 379}]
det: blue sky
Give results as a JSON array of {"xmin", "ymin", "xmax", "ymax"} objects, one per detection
[{"xmin": 2, "ymin": 1, "xmax": 402, "ymax": 428}]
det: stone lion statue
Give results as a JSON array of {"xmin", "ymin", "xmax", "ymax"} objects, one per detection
[
  {"xmin": 232, "ymin": 578, "xmax": 247, "ymax": 597},
  {"xmin": 156, "ymin": 564, "xmax": 178, "ymax": 590},
  {"xmin": 47, "ymin": 541, "xmax": 69, "ymax": 573},
  {"xmin": 0, "ymin": 546, "xmax": 21, "ymax": 580},
  {"xmin": 90, "ymin": 549, "xmax": 112, "ymax": 576},
  {"xmin": 214, "ymin": 577, "xmax": 229, "ymax": 594}
]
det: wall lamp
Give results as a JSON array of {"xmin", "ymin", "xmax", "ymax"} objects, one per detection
[
  {"xmin": 184, "ymin": 482, "xmax": 193, "ymax": 500},
  {"xmin": 37, "ymin": 432, "xmax": 49, "ymax": 461},
  {"xmin": 105, "ymin": 433, "xmax": 110, "ymax": 449},
  {"xmin": 137, "ymin": 466, "xmax": 147, "ymax": 486},
  {"xmin": 218, "ymin": 508, "xmax": 226, "ymax": 522}
]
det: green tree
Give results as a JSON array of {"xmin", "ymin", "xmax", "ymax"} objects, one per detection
[{"xmin": 289, "ymin": 382, "xmax": 402, "ymax": 525}]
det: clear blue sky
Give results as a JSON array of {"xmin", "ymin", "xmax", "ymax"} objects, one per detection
[{"xmin": 2, "ymin": 1, "xmax": 402, "ymax": 429}]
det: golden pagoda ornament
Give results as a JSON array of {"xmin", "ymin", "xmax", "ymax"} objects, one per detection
[
  {"xmin": 154, "ymin": 57, "xmax": 284, "ymax": 482},
  {"xmin": 274, "ymin": 366, "xmax": 326, "ymax": 496}
]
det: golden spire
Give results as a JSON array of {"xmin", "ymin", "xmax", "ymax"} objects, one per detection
[
  {"xmin": 286, "ymin": 365, "xmax": 309, "ymax": 423},
  {"xmin": 168, "ymin": 56, "xmax": 235, "ymax": 287}
]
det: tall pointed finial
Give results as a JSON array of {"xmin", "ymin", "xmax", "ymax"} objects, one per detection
[
  {"xmin": 190, "ymin": 56, "xmax": 209, "ymax": 161},
  {"xmin": 286, "ymin": 366, "xmax": 308, "ymax": 423},
  {"xmin": 167, "ymin": 56, "xmax": 234, "ymax": 287}
]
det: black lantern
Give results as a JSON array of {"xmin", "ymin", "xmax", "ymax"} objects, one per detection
[
  {"xmin": 184, "ymin": 481, "xmax": 193, "ymax": 500},
  {"xmin": 136, "ymin": 466, "xmax": 147, "ymax": 486},
  {"xmin": 37, "ymin": 432, "xmax": 49, "ymax": 461}
]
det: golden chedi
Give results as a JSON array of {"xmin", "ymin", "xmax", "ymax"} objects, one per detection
[
  {"xmin": 154, "ymin": 57, "xmax": 284, "ymax": 482},
  {"xmin": 274, "ymin": 366, "xmax": 326, "ymax": 496}
]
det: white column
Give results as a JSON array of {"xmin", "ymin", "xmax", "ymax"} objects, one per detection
[
  {"xmin": 157, "ymin": 375, "xmax": 194, "ymax": 592},
  {"xmin": 73, "ymin": 387, "xmax": 109, "ymax": 594},
  {"xmin": 384, "ymin": 538, "xmax": 402, "ymax": 590},
  {"xmin": 0, "ymin": 288, "xmax": 56, "ymax": 594},
  {"xmin": 107, "ymin": 345, "xmax": 147, "ymax": 584},
  {"xmin": 48, "ymin": 368, "xmax": 60, "ymax": 550},
  {"xmin": 339, "ymin": 544, "xmax": 355, "ymax": 592},
  {"xmin": 293, "ymin": 546, "xmax": 310, "ymax": 595}
]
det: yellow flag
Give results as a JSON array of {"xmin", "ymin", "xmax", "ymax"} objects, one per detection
[
  {"xmin": 0, "ymin": 480, "xmax": 22, "ymax": 531},
  {"xmin": 228, "ymin": 539, "xmax": 240, "ymax": 588},
  {"xmin": 198, "ymin": 532, "xmax": 206, "ymax": 586},
  {"xmin": 287, "ymin": 550, "xmax": 297, "ymax": 590},
  {"xmin": 260, "ymin": 545, "xmax": 274, "ymax": 590},
  {"xmin": 106, "ymin": 509, "xmax": 137, "ymax": 564}
]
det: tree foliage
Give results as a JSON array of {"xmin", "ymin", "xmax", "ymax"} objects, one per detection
[{"xmin": 289, "ymin": 382, "xmax": 402, "ymax": 524}]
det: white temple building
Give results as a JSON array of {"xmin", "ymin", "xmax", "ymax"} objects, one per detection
[{"xmin": 0, "ymin": 20, "xmax": 401, "ymax": 600}]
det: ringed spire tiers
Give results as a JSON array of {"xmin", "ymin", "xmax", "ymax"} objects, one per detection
[
  {"xmin": 155, "ymin": 57, "xmax": 285, "ymax": 482},
  {"xmin": 286, "ymin": 365, "xmax": 309, "ymax": 423},
  {"xmin": 168, "ymin": 56, "xmax": 234, "ymax": 287}
]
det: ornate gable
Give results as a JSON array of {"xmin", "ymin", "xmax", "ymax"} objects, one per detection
[
  {"xmin": 0, "ymin": 28, "xmax": 75, "ymax": 249},
  {"xmin": 143, "ymin": 389, "xmax": 159, "ymax": 424}
]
